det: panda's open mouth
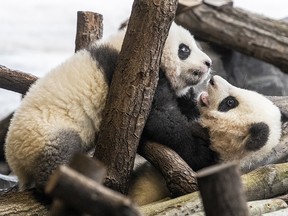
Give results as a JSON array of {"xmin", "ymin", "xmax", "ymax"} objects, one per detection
[{"xmin": 199, "ymin": 91, "xmax": 209, "ymax": 107}]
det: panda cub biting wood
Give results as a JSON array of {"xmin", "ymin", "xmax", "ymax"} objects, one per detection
[
  {"xmin": 5, "ymin": 22, "xmax": 212, "ymax": 191},
  {"xmin": 129, "ymin": 75, "xmax": 282, "ymax": 205}
]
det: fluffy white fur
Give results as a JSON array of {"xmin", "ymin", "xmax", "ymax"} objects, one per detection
[
  {"xmin": 162, "ymin": 23, "xmax": 211, "ymax": 96},
  {"xmin": 198, "ymin": 75, "xmax": 282, "ymax": 165},
  {"xmin": 5, "ymin": 50, "xmax": 109, "ymax": 189},
  {"xmin": 5, "ymin": 22, "xmax": 211, "ymax": 190}
]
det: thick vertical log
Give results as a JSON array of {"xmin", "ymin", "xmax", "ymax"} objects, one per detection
[
  {"xmin": 94, "ymin": 0, "xmax": 178, "ymax": 194},
  {"xmin": 75, "ymin": 11, "xmax": 103, "ymax": 52},
  {"xmin": 197, "ymin": 162, "xmax": 249, "ymax": 216}
]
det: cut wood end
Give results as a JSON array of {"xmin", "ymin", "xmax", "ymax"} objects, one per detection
[
  {"xmin": 197, "ymin": 161, "xmax": 240, "ymax": 178},
  {"xmin": 45, "ymin": 165, "xmax": 67, "ymax": 195}
]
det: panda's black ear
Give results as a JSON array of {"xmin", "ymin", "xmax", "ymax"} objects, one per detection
[
  {"xmin": 281, "ymin": 110, "xmax": 288, "ymax": 123},
  {"xmin": 245, "ymin": 122, "xmax": 269, "ymax": 151}
]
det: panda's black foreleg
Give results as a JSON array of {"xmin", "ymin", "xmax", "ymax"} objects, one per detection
[{"xmin": 33, "ymin": 129, "xmax": 85, "ymax": 191}]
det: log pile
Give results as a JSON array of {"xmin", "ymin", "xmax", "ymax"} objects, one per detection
[{"xmin": 1, "ymin": 0, "xmax": 288, "ymax": 215}]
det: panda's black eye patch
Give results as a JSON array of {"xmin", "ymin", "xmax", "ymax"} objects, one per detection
[
  {"xmin": 178, "ymin": 43, "xmax": 191, "ymax": 60},
  {"xmin": 218, "ymin": 96, "xmax": 239, "ymax": 112}
]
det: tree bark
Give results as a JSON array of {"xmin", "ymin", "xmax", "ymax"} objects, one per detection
[
  {"xmin": 46, "ymin": 166, "xmax": 141, "ymax": 216},
  {"xmin": 140, "ymin": 197, "xmax": 287, "ymax": 216},
  {"xmin": 49, "ymin": 154, "xmax": 107, "ymax": 215},
  {"xmin": 243, "ymin": 163, "xmax": 288, "ymax": 201},
  {"xmin": 0, "ymin": 190, "xmax": 50, "ymax": 216},
  {"xmin": 75, "ymin": 11, "xmax": 103, "ymax": 52},
  {"xmin": 1, "ymin": 162, "xmax": 288, "ymax": 215},
  {"xmin": 0, "ymin": 65, "xmax": 37, "ymax": 94},
  {"xmin": 93, "ymin": 0, "xmax": 178, "ymax": 194},
  {"xmin": 139, "ymin": 141, "xmax": 198, "ymax": 197},
  {"xmin": 197, "ymin": 162, "xmax": 249, "ymax": 216},
  {"xmin": 176, "ymin": 4, "xmax": 288, "ymax": 73}
]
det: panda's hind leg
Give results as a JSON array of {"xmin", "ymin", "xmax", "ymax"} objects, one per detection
[{"xmin": 32, "ymin": 129, "xmax": 85, "ymax": 191}]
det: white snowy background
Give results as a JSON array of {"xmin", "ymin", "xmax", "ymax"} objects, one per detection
[{"xmin": 0, "ymin": 0, "xmax": 288, "ymax": 119}]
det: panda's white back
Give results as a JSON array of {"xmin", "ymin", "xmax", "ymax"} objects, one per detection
[{"xmin": 5, "ymin": 49, "xmax": 109, "ymax": 189}]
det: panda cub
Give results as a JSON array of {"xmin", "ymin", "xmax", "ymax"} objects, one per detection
[
  {"xmin": 129, "ymin": 75, "xmax": 282, "ymax": 205},
  {"xmin": 5, "ymin": 22, "xmax": 211, "ymax": 191},
  {"xmin": 198, "ymin": 75, "xmax": 282, "ymax": 167}
]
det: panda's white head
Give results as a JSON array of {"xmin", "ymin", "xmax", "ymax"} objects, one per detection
[
  {"xmin": 161, "ymin": 22, "xmax": 212, "ymax": 96},
  {"xmin": 198, "ymin": 75, "xmax": 282, "ymax": 163},
  {"xmin": 101, "ymin": 22, "xmax": 211, "ymax": 96}
]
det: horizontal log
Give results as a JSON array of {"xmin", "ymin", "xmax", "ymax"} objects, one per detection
[
  {"xmin": 0, "ymin": 190, "xmax": 50, "ymax": 215},
  {"xmin": 0, "ymin": 65, "xmax": 37, "ymax": 94},
  {"xmin": 243, "ymin": 163, "xmax": 288, "ymax": 201},
  {"xmin": 139, "ymin": 141, "xmax": 198, "ymax": 197},
  {"xmin": 46, "ymin": 166, "xmax": 141, "ymax": 216},
  {"xmin": 176, "ymin": 4, "xmax": 288, "ymax": 73},
  {"xmin": 141, "ymin": 163, "xmax": 288, "ymax": 215}
]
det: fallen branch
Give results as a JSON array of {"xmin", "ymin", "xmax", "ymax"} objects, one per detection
[
  {"xmin": 140, "ymin": 163, "xmax": 288, "ymax": 215},
  {"xmin": 243, "ymin": 163, "xmax": 288, "ymax": 201},
  {"xmin": 0, "ymin": 190, "xmax": 50, "ymax": 215}
]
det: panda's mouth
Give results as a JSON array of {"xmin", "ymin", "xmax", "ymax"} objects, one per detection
[{"xmin": 199, "ymin": 91, "xmax": 209, "ymax": 107}]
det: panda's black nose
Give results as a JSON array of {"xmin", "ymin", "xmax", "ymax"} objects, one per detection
[
  {"xmin": 209, "ymin": 76, "xmax": 215, "ymax": 85},
  {"xmin": 204, "ymin": 60, "xmax": 212, "ymax": 68}
]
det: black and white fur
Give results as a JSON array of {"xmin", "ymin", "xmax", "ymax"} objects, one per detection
[
  {"xmin": 198, "ymin": 75, "xmax": 282, "ymax": 166},
  {"xmin": 5, "ymin": 22, "xmax": 211, "ymax": 190},
  {"xmin": 129, "ymin": 75, "xmax": 282, "ymax": 205}
]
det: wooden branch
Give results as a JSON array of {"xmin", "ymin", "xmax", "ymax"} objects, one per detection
[
  {"xmin": 46, "ymin": 166, "xmax": 141, "ymax": 216},
  {"xmin": 1, "ymin": 162, "xmax": 288, "ymax": 215},
  {"xmin": 243, "ymin": 163, "xmax": 288, "ymax": 201},
  {"xmin": 141, "ymin": 163, "xmax": 288, "ymax": 215},
  {"xmin": 143, "ymin": 198, "xmax": 287, "ymax": 216},
  {"xmin": 176, "ymin": 4, "xmax": 288, "ymax": 73},
  {"xmin": 0, "ymin": 190, "xmax": 50, "ymax": 215},
  {"xmin": 49, "ymin": 154, "xmax": 107, "ymax": 215},
  {"xmin": 197, "ymin": 162, "xmax": 249, "ymax": 216},
  {"xmin": 0, "ymin": 65, "xmax": 37, "ymax": 94},
  {"xmin": 248, "ymin": 199, "xmax": 287, "ymax": 216},
  {"xmin": 75, "ymin": 11, "xmax": 103, "ymax": 52},
  {"xmin": 93, "ymin": 0, "xmax": 178, "ymax": 194},
  {"xmin": 139, "ymin": 141, "xmax": 198, "ymax": 197}
]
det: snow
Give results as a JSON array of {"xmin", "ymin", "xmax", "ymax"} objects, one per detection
[{"xmin": 0, "ymin": 0, "xmax": 287, "ymax": 118}]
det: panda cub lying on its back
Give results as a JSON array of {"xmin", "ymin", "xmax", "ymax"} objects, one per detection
[
  {"xmin": 198, "ymin": 75, "xmax": 282, "ymax": 166},
  {"xmin": 129, "ymin": 75, "xmax": 282, "ymax": 205},
  {"xmin": 5, "ymin": 22, "xmax": 211, "ymax": 191}
]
